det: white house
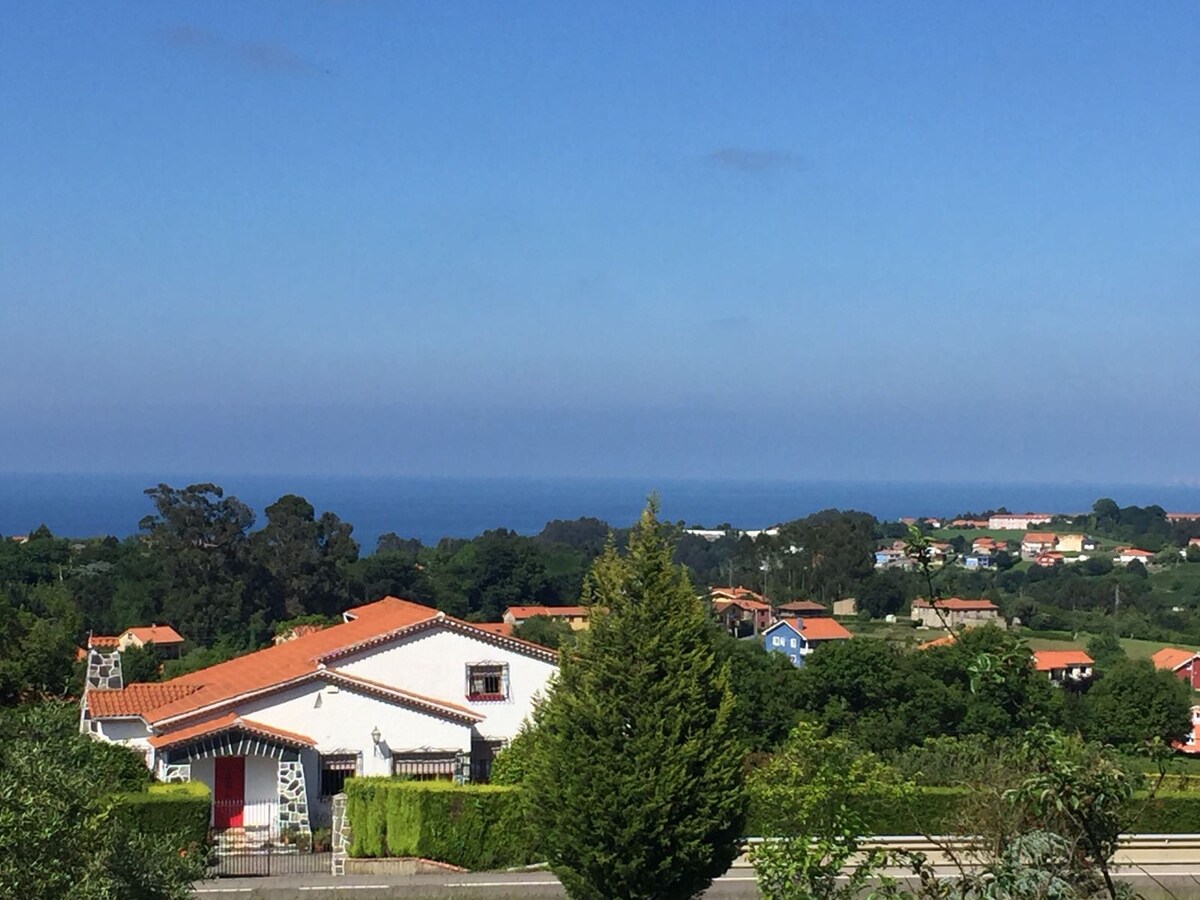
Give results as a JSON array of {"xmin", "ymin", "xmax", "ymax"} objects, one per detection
[
  {"xmin": 1115, "ymin": 548, "xmax": 1154, "ymax": 565},
  {"xmin": 1032, "ymin": 650, "xmax": 1094, "ymax": 685},
  {"xmin": 988, "ymin": 514, "xmax": 1053, "ymax": 531},
  {"xmin": 81, "ymin": 597, "xmax": 557, "ymax": 838}
]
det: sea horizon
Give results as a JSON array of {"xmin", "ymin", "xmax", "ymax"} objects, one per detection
[{"xmin": 4, "ymin": 471, "xmax": 1200, "ymax": 549}]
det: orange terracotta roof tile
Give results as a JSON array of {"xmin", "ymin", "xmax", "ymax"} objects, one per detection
[
  {"xmin": 710, "ymin": 586, "xmax": 767, "ymax": 604},
  {"xmin": 476, "ymin": 622, "xmax": 515, "ymax": 637},
  {"xmin": 85, "ymin": 682, "xmax": 202, "ymax": 718},
  {"xmin": 1023, "ymin": 532, "xmax": 1057, "ymax": 543},
  {"xmin": 123, "ymin": 625, "xmax": 185, "ymax": 645},
  {"xmin": 88, "ymin": 635, "xmax": 121, "ymax": 649},
  {"xmin": 797, "ymin": 618, "xmax": 853, "ymax": 640},
  {"xmin": 1152, "ymin": 647, "xmax": 1197, "ymax": 671},
  {"xmin": 713, "ymin": 596, "xmax": 771, "ymax": 612},
  {"xmin": 1032, "ymin": 650, "xmax": 1093, "ymax": 671},
  {"xmin": 91, "ymin": 598, "xmax": 556, "ymax": 730},
  {"xmin": 143, "ymin": 597, "xmax": 440, "ymax": 722},
  {"xmin": 147, "ymin": 714, "xmax": 316, "ymax": 750}
]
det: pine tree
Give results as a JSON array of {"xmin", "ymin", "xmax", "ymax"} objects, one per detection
[{"xmin": 526, "ymin": 500, "xmax": 746, "ymax": 900}]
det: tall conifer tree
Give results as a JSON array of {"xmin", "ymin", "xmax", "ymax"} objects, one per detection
[{"xmin": 526, "ymin": 500, "xmax": 745, "ymax": 900}]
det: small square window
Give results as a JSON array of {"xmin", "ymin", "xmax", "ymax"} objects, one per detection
[{"xmin": 467, "ymin": 663, "xmax": 508, "ymax": 701}]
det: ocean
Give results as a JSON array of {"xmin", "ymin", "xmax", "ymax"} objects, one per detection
[{"xmin": 3, "ymin": 473, "xmax": 1200, "ymax": 549}]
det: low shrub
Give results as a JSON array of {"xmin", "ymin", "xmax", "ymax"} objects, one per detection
[
  {"xmin": 346, "ymin": 778, "xmax": 537, "ymax": 869},
  {"xmin": 110, "ymin": 782, "xmax": 211, "ymax": 849}
]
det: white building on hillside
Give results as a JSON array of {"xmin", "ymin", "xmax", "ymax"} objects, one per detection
[{"xmin": 81, "ymin": 597, "xmax": 557, "ymax": 837}]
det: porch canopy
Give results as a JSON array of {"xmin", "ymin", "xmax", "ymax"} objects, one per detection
[{"xmin": 150, "ymin": 713, "xmax": 316, "ymax": 765}]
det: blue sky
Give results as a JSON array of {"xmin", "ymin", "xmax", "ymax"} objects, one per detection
[{"xmin": 2, "ymin": 2, "xmax": 1198, "ymax": 482}]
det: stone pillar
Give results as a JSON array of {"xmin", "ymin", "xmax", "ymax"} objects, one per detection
[
  {"xmin": 331, "ymin": 792, "xmax": 349, "ymax": 876},
  {"xmin": 277, "ymin": 757, "xmax": 311, "ymax": 837}
]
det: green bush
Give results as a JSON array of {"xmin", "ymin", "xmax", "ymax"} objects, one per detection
[
  {"xmin": 346, "ymin": 779, "xmax": 536, "ymax": 869},
  {"xmin": 110, "ymin": 782, "xmax": 211, "ymax": 849},
  {"xmin": 1128, "ymin": 791, "xmax": 1200, "ymax": 833},
  {"xmin": 746, "ymin": 786, "xmax": 1200, "ymax": 837}
]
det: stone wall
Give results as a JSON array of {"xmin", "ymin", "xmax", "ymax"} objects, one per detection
[{"xmin": 277, "ymin": 758, "xmax": 310, "ymax": 837}]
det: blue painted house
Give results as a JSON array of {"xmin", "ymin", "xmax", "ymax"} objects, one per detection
[{"xmin": 762, "ymin": 617, "xmax": 852, "ymax": 667}]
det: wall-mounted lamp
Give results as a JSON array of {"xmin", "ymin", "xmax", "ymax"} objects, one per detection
[{"xmin": 371, "ymin": 726, "xmax": 382, "ymax": 745}]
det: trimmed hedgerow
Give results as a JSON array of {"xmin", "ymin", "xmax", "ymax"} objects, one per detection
[
  {"xmin": 346, "ymin": 779, "xmax": 536, "ymax": 869},
  {"xmin": 1128, "ymin": 791, "xmax": 1200, "ymax": 833},
  {"xmin": 110, "ymin": 782, "xmax": 211, "ymax": 848},
  {"xmin": 746, "ymin": 786, "xmax": 1200, "ymax": 837}
]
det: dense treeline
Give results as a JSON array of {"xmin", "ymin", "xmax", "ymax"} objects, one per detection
[{"xmin": 5, "ymin": 484, "xmax": 1200, "ymax": 702}]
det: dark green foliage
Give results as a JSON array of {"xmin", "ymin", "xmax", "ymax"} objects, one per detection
[
  {"xmin": 110, "ymin": 783, "xmax": 212, "ymax": 850},
  {"xmin": 251, "ymin": 494, "xmax": 359, "ymax": 618},
  {"xmin": 120, "ymin": 641, "xmax": 163, "ymax": 683},
  {"xmin": 526, "ymin": 503, "xmax": 746, "ymax": 900},
  {"xmin": 794, "ymin": 627, "xmax": 1061, "ymax": 753},
  {"xmin": 1083, "ymin": 658, "xmax": 1192, "ymax": 748},
  {"xmin": 489, "ymin": 726, "xmax": 537, "ymax": 786},
  {"xmin": 711, "ymin": 627, "xmax": 805, "ymax": 751},
  {"xmin": 139, "ymin": 483, "xmax": 261, "ymax": 647},
  {"xmin": 345, "ymin": 780, "xmax": 535, "ymax": 869},
  {"xmin": 1086, "ymin": 631, "xmax": 1127, "ymax": 668},
  {"xmin": 0, "ymin": 583, "xmax": 80, "ymax": 703},
  {"xmin": 0, "ymin": 703, "xmax": 202, "ymax": 898}
]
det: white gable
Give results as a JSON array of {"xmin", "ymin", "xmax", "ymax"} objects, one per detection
[
  {"xmin": 334, "ymin": 625, "xmax": 557, "ymax": 741},
  {"xmin": 231, "ymin": 680, "xmax": 472, "ymax": 774}
]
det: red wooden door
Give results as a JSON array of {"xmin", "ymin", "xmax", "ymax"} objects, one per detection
[{"xmin": 213, "ymin": 757, "xmax": 245, "ymax": 829}]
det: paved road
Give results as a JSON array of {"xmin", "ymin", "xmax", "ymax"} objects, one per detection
[{"xmin": 195, "ymin": 866, "xmax": 1200, "ymax": 899}]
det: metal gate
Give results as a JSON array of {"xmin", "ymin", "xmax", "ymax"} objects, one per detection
[{"xmin": 207, "ymin": 800, "xmax": 332, "ymax": 877}]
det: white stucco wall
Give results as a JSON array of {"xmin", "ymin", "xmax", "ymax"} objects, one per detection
[
  {"xmin": 335, "ymin": 625, "xmax": 557, "ymax": 741},
  {"xmin": 232, "ymin": 679, "xmax": 472, "ymax": 777}
]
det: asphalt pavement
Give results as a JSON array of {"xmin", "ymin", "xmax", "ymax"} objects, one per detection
[{"xmin": 194, "ymin": 866, "xmax": 1200, "ymax": 899}]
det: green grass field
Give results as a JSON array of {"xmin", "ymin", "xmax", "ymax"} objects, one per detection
[
  {"xmin": 929, "ymin": 528, "xmax": 1025, "ymax": 543},
  {"xmin": 1022, "ymin": 635, "xmax": 1171, "ymax": 660}
]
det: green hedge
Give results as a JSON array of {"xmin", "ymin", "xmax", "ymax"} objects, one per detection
[
  {"xmin": 111, "ymin": 782, "xmax": 211, "ymax": 848},
  {"xmin": 346, "ymin": 779, "xmax": 536, "ymax": 869},
  {"xmin": 1128, "ymin": 791, "xmax": 1200, "ymax": 833},
  {"xmin": 747, "ymin": 787, "xmax": 1200, "ymax": 837}
]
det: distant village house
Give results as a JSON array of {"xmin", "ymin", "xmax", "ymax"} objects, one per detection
[
  {"xmin": 911, "ymin": 597, "xmax": 1003, "ymax": 630},
  {"xmin": 762, "ymin": 618, "xmax": 851, "ymax": 667}
]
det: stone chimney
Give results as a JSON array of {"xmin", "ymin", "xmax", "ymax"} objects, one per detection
[{"xmin": 86, "ymin": 648, "xmax": 122, "ymax": 691}]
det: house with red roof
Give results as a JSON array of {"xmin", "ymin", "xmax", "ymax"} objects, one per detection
[
  {"xmin": 77, "ymin": 624, "xmax": 187, "ymax": 661},
  {"xmin": 709, "ymin": 587, "xmax": 772, "ymax": 636},
  {"xmin": 1021, "ymin": 532, "xmax": 1058, "ymax": 559},
  {"xmin": 1032, "ymin": 649, "xmax": 1094, "ymax": 685},
  {"xmin": 1115, "ymin": 548, "xmax": 1154, "ymax": 566},
  {"xmin": 1152, "ymin": 647, "xmax": 1200, "ymax": 690},
  {"xmin": 911, "ymin": 597, "xmax": 1004, "ymax": 630},
  {"xmin": 81, "ymin": 597, "xmax": 557, "ymax": 841},
  {"xmin": 762, "ymin": 618, "xmax": 851, "ymax": 666}
]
